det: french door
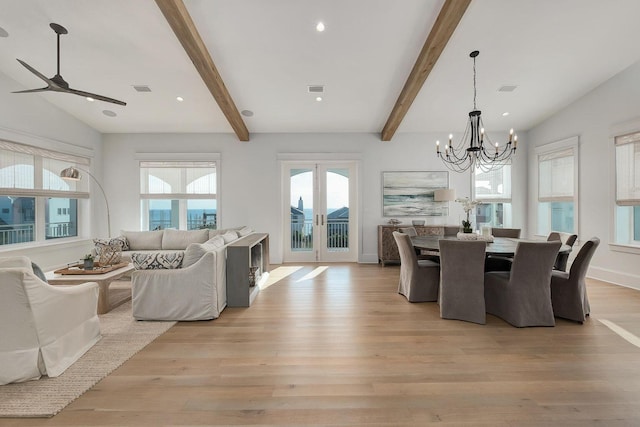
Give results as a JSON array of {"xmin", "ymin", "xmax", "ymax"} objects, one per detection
[{"xmin": 283, "ymin": 161, "xmax": 358, "ymax": 262}]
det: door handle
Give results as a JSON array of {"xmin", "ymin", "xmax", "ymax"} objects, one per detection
[
  {"xmin": 315, "ymin": 215, "xmax": 319, "ymax": 226},
  {"xmin": 321, "ymin": 214, "xmax": 325, "ymax": 226}
]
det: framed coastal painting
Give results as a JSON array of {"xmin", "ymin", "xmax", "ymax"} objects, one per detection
[{"xmin": 382, "ymin": 171, "xmax": 449, "ymax": 217}]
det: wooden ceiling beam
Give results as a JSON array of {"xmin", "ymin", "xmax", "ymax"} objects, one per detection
[
  {"xmin": 155, "ymin": 0, "xmax": 249, "ymax": 141},
  {"xmin": 380, "ymin": 0, "xmax": 471, "ymax": 141}
]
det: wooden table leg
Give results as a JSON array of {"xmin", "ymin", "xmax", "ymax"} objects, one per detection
[{"xmin": 96, "ymin": 280, "xmax": 111, "ymax": 315}]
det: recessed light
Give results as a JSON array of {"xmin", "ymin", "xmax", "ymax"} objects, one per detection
[
  {"xmin": 316, "ymin": 96, "xmax": 323, "ymax": 102},
  {"xmin": 241, "ymin": 110, "xmax": 254, "ymax": 117},
  {"xmin": 102, "ymin": 110, "xmax": 117, "ymax": 117},
  {"xmin": 502, "ymin": 112, "xmax": 510, "ymax": 116},
  {"xmin": 86, "ymin": 97, "xmax": 94, "ymax": 102},
  {"xmin": 176, "ymin": 96, "xmax": 184, "ymax": 102},
  {"xmin": 316, "ymin": 22, "xmax": 325, "ymax": 32}
]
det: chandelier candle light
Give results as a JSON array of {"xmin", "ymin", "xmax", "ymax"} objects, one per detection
[{"xmin": 436, "ymin": 50, "xmax": 517, "ymax": 172}]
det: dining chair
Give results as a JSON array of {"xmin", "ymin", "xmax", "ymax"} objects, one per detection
[
  {"xmin": 399, "ymin": 227, "xmax": 439, "ymax": 262},
  {"xmin": 485, "ymin": 227, "xmax": 522, "ymax": 271},
  {"xmin": 556, "ymin": 234, "xmax": 578, "ymax": 271},
  {"xmin": 547, "ymin": 232, "xmax": 562, "ymax": 242},
  {"xmin": 398, "ymin": 227, "xmax": 418, "ymax": 237},
  {"xmin": 443, "ymin": 226, "xmax": 460, "ymax": 236},
  {"xmin": 550, "ymin": 237, "xmax": 599, "ymax": 323},
  {"xmin": 484, "ymin": 240, "xmax": 561, "ymax": 327},
  {"xmin": 393, "ymin": 231, "xmax": 439, "ymax": 302},
  {"xmin": 491, "ymin": 228, "xmax": 521, "ymax": 238},
  {"xmin": 439, "ymin": 239, "xmax": 487, "ymax": 324}
]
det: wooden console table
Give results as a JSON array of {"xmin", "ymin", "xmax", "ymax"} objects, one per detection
[
  {"xmin": 226, "ymin": 233, "xmax": 270, "ymax": 307},
  {"xmin": 378, "ymin": 225, "xmax": 444, "ymax": 265}
]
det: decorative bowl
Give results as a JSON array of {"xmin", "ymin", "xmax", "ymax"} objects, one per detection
[{"xmin": 412, "ymin": 220, "xmax": 425, "ymax": 226}]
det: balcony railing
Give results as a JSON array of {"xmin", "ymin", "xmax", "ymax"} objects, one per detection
[
  {"xmin": 291, "ymin": 220, "xmax": 349, "ymax": 250},
  {"xmin": 0, "ymin": 224, "xmax": 34, "ymax": 245},
  {"xmin": 149, "ymin": 216, "xmax": 217, "ymax": 231},
  {"xmin": 0, "ymin": 221, "xmax": 78, "ymax": 245}
]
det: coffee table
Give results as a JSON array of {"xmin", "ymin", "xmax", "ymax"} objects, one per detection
[{"xmin": 46, "ymin": 263, "xmax": 135, "ymax": 314}]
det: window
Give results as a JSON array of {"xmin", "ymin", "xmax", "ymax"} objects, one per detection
[
  {"xmin": 0, "ymin": 140, "xmax": 89, "ymax": 246},
  {"xmin": 474, "ymin": 164, "xmax": 512, "ymax": 227},
  {"xmin": 536, "ymin": 137, "xmax": 579, "ymax": 235},
  {"xmin": 140, "ymin": 161, "xmax": 217, "ymax": 230},
  {"xmin": 614, "ymin": 131, "xmax": 640, "ymax": 246}
]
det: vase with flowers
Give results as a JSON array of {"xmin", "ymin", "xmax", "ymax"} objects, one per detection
[{"xmin": 456, "ymin": 197, "xmax": 479, "ymax": 233}]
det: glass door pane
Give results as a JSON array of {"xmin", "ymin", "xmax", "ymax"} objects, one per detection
[
  {"xmin": 325, "ymin": 168, "xmax": 349, "ymax": 253},
  {"xmin": 290, "ymin": 168, "xmax": 314, "ymax": 255}
]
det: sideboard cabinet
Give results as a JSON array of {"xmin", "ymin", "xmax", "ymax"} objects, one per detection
[{"xmin": 377, "ymin": 225, "xmax": 445, "ymax": 265}]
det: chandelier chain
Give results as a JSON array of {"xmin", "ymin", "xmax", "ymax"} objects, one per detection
[{"xmin": 473, "ymin": 53, "xmax": 477, "ymax": 111}]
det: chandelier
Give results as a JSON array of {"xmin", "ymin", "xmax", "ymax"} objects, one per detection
[{"xmin": 436, "ymin": 50, "xmax": 517, "ymax": 172}]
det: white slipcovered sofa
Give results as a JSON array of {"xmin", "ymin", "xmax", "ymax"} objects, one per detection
[
  {"xmin": 95, "ymin": 227, "xmax": 249, "ymax": 263},
  {"xmin": 0, "ymin": 256, "xmax": 101, "ymax": 385},
  {"xmin": 117, "ymin": 227, "xmax": 253, "ymax": 321}
]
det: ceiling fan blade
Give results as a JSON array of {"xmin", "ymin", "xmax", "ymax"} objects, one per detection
[
  {"xmin": 16, "ymin": 59, "xmax": 53, "ymax": 86},
  {"xmin": 12, "ymin": 87, "xmax": 50, "ymax": 94},
  {"xmin": 65, "ymin": 87, "xmax": 127, "ymax": 106}
]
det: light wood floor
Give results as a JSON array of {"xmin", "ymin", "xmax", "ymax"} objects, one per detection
[{"xmin": 5, "ymin": 263, "xmax": 640, "ymax": 426}]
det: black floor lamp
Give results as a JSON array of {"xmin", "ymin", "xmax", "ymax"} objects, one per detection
[{"xmin": 59, "ymin": 166, "xmax": 111, "ymax": 238}]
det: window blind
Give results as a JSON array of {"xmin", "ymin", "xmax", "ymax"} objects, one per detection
[
  {"xmin": 615, "ymin": 131, "xmax": 640, "ymax": 206},
  {"xmin": 475, "ymin": 164, "xmax": 511, "ymax": 201},
  {"xmin": 140, "ymin": 161, "xmax": 216, "ymax": 199},
  {"xmin": 0, "ymin": 140, "xmax": 89, "ymax": 198},
  {"xmin": 538, "ymin": 148, "xmax": 574, "ymax": 202}
]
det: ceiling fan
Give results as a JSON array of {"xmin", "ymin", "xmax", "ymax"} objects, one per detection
[{"xmin": 13, "ymin": 23, "xmax": 126, "ymax": 106}]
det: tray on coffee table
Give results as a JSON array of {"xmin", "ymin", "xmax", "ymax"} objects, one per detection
[{"xmin": 54, "ymin": 261, "xmax": 129, "ymax": 275}]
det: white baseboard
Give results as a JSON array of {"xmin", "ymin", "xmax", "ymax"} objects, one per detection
[
  {"xmin": 360, "ymin": 253, "xmax": 379, "ymax": 264},
  {"xmin": 589, "ymin": 266, "xmax": 640, "ymax": 291}
]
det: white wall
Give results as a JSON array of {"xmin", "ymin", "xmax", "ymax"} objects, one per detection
[
  {"xmin": 0, "ymin": 71, "xmax": 103, "ymax": 269},
  {"xmin": 103, "ymin": 130, "xmax": 528, "ymax": 264},
  {"xmin": 528, "ymin": 59, "xmax": 640, "ymax": 289}
]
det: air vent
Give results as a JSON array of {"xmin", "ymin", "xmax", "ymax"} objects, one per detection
[
  {"xmin": 498, "ymin": 85, "xmax": 517, "ymax": 92},
  {"xmin": 133, "ymin": 85, "xmax": 152, "ymax": 92},
  {"xmin": 307, "ymin": 85, "xmax": 324, "ymax": 93}
]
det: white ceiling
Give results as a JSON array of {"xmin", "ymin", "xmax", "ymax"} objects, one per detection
[{"xmin": 1, "ymin": 0, "xmax": 640, "ymax": 137}]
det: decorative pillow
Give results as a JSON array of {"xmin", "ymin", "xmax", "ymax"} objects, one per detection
[
  {"xmin": 237, "ymin": 226, "xmax": 254, "ymax": 237},
  {"xmin": 122, "ymin": 230, "xmax": 163, "ymax": 250},
  {"xmin": 131, "ymin": 252, "xmax": 184, "ymax": 270},
  {"xmin": 162, "ymin": 228, "xmax": 210, "ymax": 249},
  {"xmin": 31, "ymin": 262, "xmax": 47, "ymax": 283},
  {"xmin": 221, "ymin": 230, "xmax": 238, "ymax": 243},
  {"xmin": 205, "ymin": 236, "xmax": 225, "ymax": 249},
  {"xmin": 93, "ymin": 235, "xmax": 129, "ymax": 255},
  {"xmin": 182, "ymin": 243, "xmax": 216, "ymax": 268}
]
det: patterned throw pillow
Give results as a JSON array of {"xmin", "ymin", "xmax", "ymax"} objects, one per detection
[
  {"xmin": 93, "ymin": 235, "xmax": 129, "ymax": 255},
  {"xmin": 131, "ymin": 252, "xmax": 184, "ymax": 270}
]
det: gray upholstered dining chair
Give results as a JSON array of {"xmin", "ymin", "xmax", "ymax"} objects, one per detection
[
  {"xmin": 392, "ymin": 231, "xmax": 439, "ymax": 302},
  {"xmin": 484, "ymin": 240, "xmax": 561, "ymax": 327},
  {"xmin": 439, "ymin": 239, "xmax": 487, "ymax": 324},
  {"xmin": 491, "ymin": 227, "xmax": 521, "ymax": 238},
  {"xmin": 398, "ymin": 227, "xmax": 418, "ymax": 236},
  {"xmin": 399, "ymin": 226, "xmax": 439, "ymax": 262},
  {"xmin": 485, "ymin": 227, "xmax": 522, "ymax": 271},
  {"xmin": 550, "ymin": 233, "xmax": 578, "ymax": 271},
  {"xmin": 550, "ymin": 237, "xmax": 599, "ymax": 323},
  {"xmin": 443, "ymin": 226, "xmax": 460, "ymax": 236}
]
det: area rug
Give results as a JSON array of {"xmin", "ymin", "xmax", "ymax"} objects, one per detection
[{"xmin": 0, "ymin": 301, "xmax": 176, "ymax": 418}]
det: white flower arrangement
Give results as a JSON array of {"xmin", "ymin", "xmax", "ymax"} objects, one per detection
[{"xmin": 455, "ymin": 197, "xmax": 478, "ymax": 233}]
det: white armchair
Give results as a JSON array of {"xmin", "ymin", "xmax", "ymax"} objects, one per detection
[
  {"xmin": 131, "ymin": 246, "xmax": 227, "ymax": 321},
  {"xmin": 0, "ymin": 256, "xmax": 101, "ymax": 385}
]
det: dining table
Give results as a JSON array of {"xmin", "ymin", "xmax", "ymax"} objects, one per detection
[{"xmin": 411, "ymin": 235, "xmax": 572, "ymax": 257}]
